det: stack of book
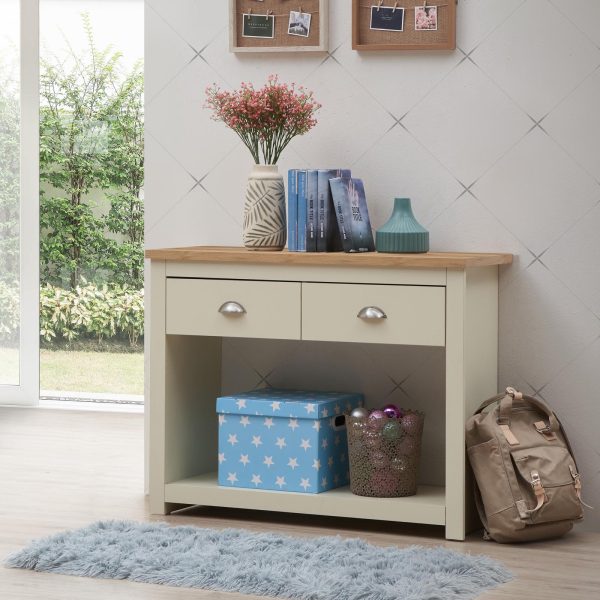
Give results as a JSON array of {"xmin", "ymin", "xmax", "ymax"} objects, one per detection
[{"xmin": 287, "ymin": 169, "xmax": 375, "ymax": 253}]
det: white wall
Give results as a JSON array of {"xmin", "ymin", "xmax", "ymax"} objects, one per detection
[{"xmin": 145, "ymin": 0, "xmax": 600, "ymax": 530}]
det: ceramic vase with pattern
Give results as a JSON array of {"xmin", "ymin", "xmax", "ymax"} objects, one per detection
[{"xmin": 243, "ymin": 165, "xmax": 287, "ymax": 251}]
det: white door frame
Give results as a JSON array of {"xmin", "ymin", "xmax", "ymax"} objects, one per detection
[{"xmin": 0, "ymin": 0, "xmax": 39, "ymax": 406}]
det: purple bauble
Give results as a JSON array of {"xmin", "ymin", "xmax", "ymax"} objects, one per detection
[
  {"xmin": 368, "ymin": 409, "xmax": 386, "ymax": 429},
  {"xmin": 401, "ymin": 412, "xmax": 422, "ymax": 436},
  {"xmin": 382, "ymin": 403, "xmax": 403, "ymax": 419}
]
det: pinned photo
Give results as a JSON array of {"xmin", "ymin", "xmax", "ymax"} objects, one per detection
[
  {"xmin": 415, "ymin": 6, "xmax": 438, "ymax": 31},
  {"xmin": 288, "ymin": 11, "xmax": 311, "ymax": 37},
  {"xmin": 242, "ymin": 13, "xmax": 275, "ymax": 38},
  {"xmin": 370, "ymin": 6, "xmax": 404, "ymax": 32}
]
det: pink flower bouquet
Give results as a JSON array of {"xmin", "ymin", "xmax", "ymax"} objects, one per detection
[{"xmin": 205, "ymin": 75, "xmax": 320, "ymax": 165}]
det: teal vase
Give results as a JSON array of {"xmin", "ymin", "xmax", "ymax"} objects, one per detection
[{"xmin": 376, "ymin": 198, "xmax": 429, "ymax": 253}]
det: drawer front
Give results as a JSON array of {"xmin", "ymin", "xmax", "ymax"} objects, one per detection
[
  {"xmin": 302, "ymin": 283, "xmax": 445, "ymax": 346},
  {"xmin": 167, "ymin": 279, "xmax": 301, "ymax": 340}
]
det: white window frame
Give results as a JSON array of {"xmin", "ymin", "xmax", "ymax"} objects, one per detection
[{"xmin": 0, "ymin": 0, "xmax": 40, "ymax": 406}]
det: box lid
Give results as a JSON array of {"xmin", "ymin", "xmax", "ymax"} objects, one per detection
[{"xmin": 216, "ymin": 388, "xmax": 364, "ymax": 419}]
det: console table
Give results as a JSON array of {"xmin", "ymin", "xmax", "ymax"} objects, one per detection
[{"xmin": 145, "ymin": 246, "xmax": 512, "ymax": 540}]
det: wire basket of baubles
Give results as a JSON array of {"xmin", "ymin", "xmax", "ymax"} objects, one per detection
[{"xmin": 346, "ymin": 404, "xmax": 425, "ymax": 498}]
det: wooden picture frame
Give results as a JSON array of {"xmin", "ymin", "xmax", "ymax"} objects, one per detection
[
  {"xmin": 229, "ymin": 0, "xmax": 329, "ymax": 53},
  {"xmin": 352, "ymin": 0, "xmax": 456, "ymax": 51}
]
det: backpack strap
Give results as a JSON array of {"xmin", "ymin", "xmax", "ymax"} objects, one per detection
[{"xmin": 499, "ymin": 387, "xmax": 560, "ymax": 433}]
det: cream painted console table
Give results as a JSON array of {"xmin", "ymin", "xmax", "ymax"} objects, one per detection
[{"xmin": 146, "ymin": 246, "xmax": 512, "ymax": 540}]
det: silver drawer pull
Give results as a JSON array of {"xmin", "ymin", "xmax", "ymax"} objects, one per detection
[
  {"xmin": 218, "ymin": 301, "xmax": 246, "ymax": 315},
  {"xmin": 357, "ymin": 306, "xmax": 387, "ymax": 320}
]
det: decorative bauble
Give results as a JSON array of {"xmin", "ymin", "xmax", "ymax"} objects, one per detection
[
  {"xmin": 391, "ymin": 455, "xmax": 409, "ymax": 472},
  {"xmin": 401, "ymin": 412, "xmax": 423, "ymax": 436},
  {"xmin": 370, "ymin": 450, "xmax": 388, "ymax": 470},
  {"xmin": 382, "ymin": 403, "xmax": 402, "ymax": 419},
  {"xmin": 398, "ymin": 437, "xmax": 418, "ymax": 455},
  {"xmin": 350, "ymin": 406, "xmax": 369, "ymax": 419},
  {"xmin": 364, "ymin": 429, "xmax": 381, "ymax": 448},
  {"xmin": 368, "ymin": 410, "xmax": 386, "ymax": 429},
  {"xmin": 350, "ymin": 419, "xmax": 367, "ymax": 434},
  {"xmin": 382, "ymin": 420, "xmax": 402, "ymax": 441}
]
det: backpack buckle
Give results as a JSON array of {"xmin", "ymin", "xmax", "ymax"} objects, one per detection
[{"xmin": 534, "ymin": 420, "xmax": 557, "ymax": 441}]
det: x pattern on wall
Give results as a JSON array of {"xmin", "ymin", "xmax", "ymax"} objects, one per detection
[{"xmin": 144, "ymin": 0, "xmax": 600, "ymax": 529}]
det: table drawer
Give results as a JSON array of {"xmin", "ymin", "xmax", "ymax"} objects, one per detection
[
  {"xmin": 166, "ymin": 278, "xmax": 301, "ymax": 340},
  {"xmin": 302, "ymin": 283, "xmax": 445, "ymax": 346}
]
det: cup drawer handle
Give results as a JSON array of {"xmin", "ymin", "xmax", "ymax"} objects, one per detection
[
  {"xmin": 218, "ymin": 301, "xmax": 246, "ymax": 315},
  {"xmin": 357, "ymin": 306, "xmax": 387, "ymax": 320}
]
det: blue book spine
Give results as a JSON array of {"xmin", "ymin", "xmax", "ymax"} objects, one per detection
[
  {"xmin": 297, "ymin": 170, "xmax": 307, "ymax": 252},
  {"xmin": 287, "ymin": 169, "xmax": 298, "ymax": 251},
  {"xmin": 306, "ymin": 170, "xmax": 318, "ymax": 252}
]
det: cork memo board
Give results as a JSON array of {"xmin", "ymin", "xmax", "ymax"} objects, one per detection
[
  {"xmin": 229, "ymin": 0, "xmax": 329, "ymax": 53},
  {"xmin": 352, "ymin": 1, "xmax": 456, "ymax": 51}
]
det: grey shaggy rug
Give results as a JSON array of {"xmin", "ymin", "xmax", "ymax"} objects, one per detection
[{"xmin": 5, "ymin": 520, "xmax": 512, "ymax": 600}]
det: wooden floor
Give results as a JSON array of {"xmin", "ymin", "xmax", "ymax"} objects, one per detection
[{"xmin": 0, "ymin": 407, "xmax": 598, "ymax": 599}]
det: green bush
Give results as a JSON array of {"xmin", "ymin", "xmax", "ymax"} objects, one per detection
[
  {"xmin": 39, "ymin": 282, "xmax": 144, "ymax": 346},
  {"xmin": 0, "ymin": 281, "xmax": 19, "ymax": 343}
]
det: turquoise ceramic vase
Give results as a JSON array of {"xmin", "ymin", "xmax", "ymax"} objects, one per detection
[{"xmin": 376, "ymin": 198, "xmax": 429, "ymax": 253}]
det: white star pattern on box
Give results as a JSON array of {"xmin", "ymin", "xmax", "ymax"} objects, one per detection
[
  {"xmin": 239, "ymin": 454, "xmax": 250, "ymax": 466},
  {"xmin": 334, "ymin": 405, "xmax": 341, "ymax": 415},
  {"xmin": 312, "ymin": 459, "xmax": 321, "ymax": 470},
  {"xmin": 300, "ymin": 478, "xmax": 311, "ymax": 491},
  {"xmin": 312, "ymin": 420, "xmax": 321, "ymax": 432},
  {"xmin": 275, "ymin": 476, "xmax": 286, "ymax": 488},
  {"xmin": 218, "ymin": 415, "xmax": 226, "ymax": 426},
  {"xmin": 321, "ymin": 408, "xmax": 329, "ymax": 418},
  {"xmin": 305, "ymin": 403, "xmax": 316, "ymax": 414},
  {"xmin": 322, "ymin": 439, "xmax": 328, "ymax": 449},
  {"xmin": 321, "ymin": 477, "xmax": 328, "ymax": 487},
  {"xmin": 251, "ymin": 435, "xmax": 262, "ymax": 448},
  {"xmin": 345, "ymin": 403, "xmax": 352, "ymax": 412},
  {"xmin": 275, "ymin": 437, "xmax": 286, "ymax": 449},
  {"xmin": 270, "ymin": 401, "xmax": 281, "ymax": 412},
  {"xmin": 288, "ymin": 457, "xmax": 299, "ymax": 470},
  {"xmin": 329, "ymin": 417, "xmax": 336, "ymax": 429},
  {"xmin": 300, "ymin": 439, "xmax": 311, "ymax": 451},
  {"xmin": 288, "ymin": 418, "xmax": 299, "ymax": 431},
  {"xmin": 328, "ymin": 456, "xmax": 334, "ymax": 467},
  {"xmin": 264, "ymin": 417, "xmax": 274, "ymax": 429},
  {"xmin": 218, "ymin": 452, "xmax": 226, "ymax": 464},
  {"xmin": 227, "ymin": 472, "xmax": 238, "ymax": 484},
  {"xmin": 236, "ymin": 399, "xmax": 247, "ymax": 410},
  {"xmin": 251, "ymin": 474, "xmax": 262, "ymax": 487},
  {"xmin": 240, "ymin": 416, "xmax": 250, "ymax": 427},
  {"xmin": 263, "ymin": 456, "xmax": 274, "ymax": 468},
  {"xmin": 227, "ymin": 434, "xmax": 238, "ymax": 446}
]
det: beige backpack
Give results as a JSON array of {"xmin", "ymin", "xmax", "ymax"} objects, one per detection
[{"xmin": 466, "ymin": 387, "xmax": 586, "ymax": 543}]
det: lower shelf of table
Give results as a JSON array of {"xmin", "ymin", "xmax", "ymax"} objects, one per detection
[{"xmin": 164, "ymin": 473, "xmax": 446, "ymax": 525}]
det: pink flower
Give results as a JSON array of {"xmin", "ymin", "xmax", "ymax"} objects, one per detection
[{"xmin": 204, "ymin": 75, "xmax": 321, "ymax": 164}]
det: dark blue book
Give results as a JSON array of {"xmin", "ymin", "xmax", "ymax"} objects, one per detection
[
  {"xmin": 329, "ymin": 178, "xmax": 375, "ymax": 253},
  {"xmin": 306, "ymin": 170, "xmax": 318, "ymax": 252},
  {"xmin": 287, "ymin": 169, "xmax": 298, "ymax": 251},
  {"xmin": 297, "ymin": 170, "xmax": 308, "ymax": 252},
  {"xmin": 317, "ymin": 169, "xmax": 350, "ymax": 252}
]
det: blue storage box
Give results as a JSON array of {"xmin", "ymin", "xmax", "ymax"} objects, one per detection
[{"xmin": 217, "ymin": 389, "xmax": 364, "ymax": 493}]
